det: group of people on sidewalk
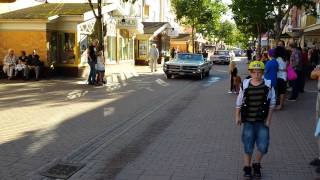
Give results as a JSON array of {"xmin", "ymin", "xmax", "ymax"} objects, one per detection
[
  {"xmin": 2, "ymin": 49, "xmax": 42, "ymax": 80},
  {"xmin": 86, "ymin": 39, "xmax": 106, "ymax": 86},
  {"xmin": 234, "ymin": 39, "xmax": 320, "ymax": 179}
]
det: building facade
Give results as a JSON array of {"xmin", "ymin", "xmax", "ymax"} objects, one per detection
[{"xmin": 0, "ymin": 0, "xmax": 182, "ymax": 77}]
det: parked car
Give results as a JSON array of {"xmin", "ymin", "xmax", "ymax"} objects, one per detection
[
  {"xmin": 210, "ymin": 50, "xmax": 231, "ymax": 64},
  {"xmin": 163, "ymin": 53, "xmax": 212, "ymax": 80}
]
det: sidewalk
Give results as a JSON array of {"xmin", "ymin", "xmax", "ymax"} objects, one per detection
[{"xmin": 103, "ymin": 64, "xmax": 163, "ymax": 85}]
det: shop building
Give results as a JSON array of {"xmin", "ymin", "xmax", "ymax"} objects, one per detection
[{"xmin": 0, "ymin": 2, "xmax": 145, "ymax": 77}]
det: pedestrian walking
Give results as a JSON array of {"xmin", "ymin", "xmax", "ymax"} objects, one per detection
[
  {"xmin": 264, "ymin": 48, "xmax": 279, "ymax": 89},
  {"xmin": 148, "ymin": 44, "xmax": 159, "ymax": 72},
  {"xmin": 228, "ymin": 61, "xmax": 238, "ymax": 93},
  {"xmin": 246, "ymin": 47, "xmax": 253, "ymax": 64},
  {"xmin": 274, "ymin": 46, "xmax": 287, "ymax": 110},
  {"xmin": 287, "ymin": 41, "xmax": 302, "ymax": 101},
  {"xmin": 309, "ymin": 65, "xmax": 320, "ymax": 173},
  {"xmin": 170, "ymin": 47, "xmax": 176, "ymax": 59},
  {"xmin": 235, "ymin": 61, "xmax": 276, "ymax": 179}
]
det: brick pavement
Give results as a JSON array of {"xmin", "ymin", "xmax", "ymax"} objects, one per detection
[
  {"xmin": 65, "ymin": 72, "xmax": 318, "ymax": 180},
  {"xmin": 1, "ymin": 61, "xmax": 320, "ymax": 180}
]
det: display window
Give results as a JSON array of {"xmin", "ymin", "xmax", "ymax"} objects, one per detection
[{"xmin": 138, "ymin": 40, "xmax": 147, "ymax": 59}]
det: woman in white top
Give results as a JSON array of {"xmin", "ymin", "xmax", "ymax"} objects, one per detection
[
  {"xmin": 96, "ymin": 51, "xmax": 105, "ymax": 86},
  {"xmin": 274, "ymin": 46, "xmax": 287, "ymax": 110}
]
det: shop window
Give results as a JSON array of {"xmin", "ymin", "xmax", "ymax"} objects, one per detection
[
  {"xmin": 107, "ymin": 36, "xmax": 116, "ymax": 62},
  {"xmin": 56, "ymin": 32, "xmax": 76, "ymax": 64},
  {"xmin": 120, "ymin": 37, "xmax": 129, "ymax": 60},
  {"xmin": 128, "ymin": 39, "xmax": 134, "ymax": 59},
  {"xmin": 49, "ymin": 32, "xmax": 58, "ymax": 65},
  {"xmin": 138, "ymin": 40, "xmax": 147, "ymax": 58}
]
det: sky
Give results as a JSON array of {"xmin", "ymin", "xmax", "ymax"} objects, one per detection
[{"xmin": 221, "ymin": 0, "xmax": 234, "ymax": 22}]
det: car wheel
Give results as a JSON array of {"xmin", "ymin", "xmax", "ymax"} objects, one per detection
[
  {"xmin": 166, "ymin": 73, "xmax": 172, "ymax": 79},
  {"xmin": 198, "ymin": 72, "xmax": 204, "ymax": 80},
  {"xmin": 205, "ymin": 71, "xmax": 210, "ymax": 77}
]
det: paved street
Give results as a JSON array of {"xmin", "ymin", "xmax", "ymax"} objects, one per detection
[{"xmin": 0, "ymin": 58, "xmax": 319, "ymax": 180}]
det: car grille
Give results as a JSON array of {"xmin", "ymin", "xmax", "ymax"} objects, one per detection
[
  {"xmin": 182, "ymin": 66, "xmax": 197, "ymax": 71},
  {"xmin": 167, "ymin": 65, "xmax": 180, "ymax": 70}
]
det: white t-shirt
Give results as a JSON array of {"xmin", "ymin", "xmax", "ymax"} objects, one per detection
[
  {"xmin": 96, "ymin": 55, "xmax": 105, "ymax": 71},
  {"xmin": 276, "ymin": 57, "xmax": 287, "ymax": 81}
]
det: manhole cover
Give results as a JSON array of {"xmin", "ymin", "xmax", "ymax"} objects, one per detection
[{"xmin": 40, "ymin": 163, "xmax": 85, "ymax": 179}]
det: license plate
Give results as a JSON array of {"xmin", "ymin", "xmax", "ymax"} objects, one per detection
[{"xmin": 179, "ymin": 72, "xmax": 185, "ymax": 75}]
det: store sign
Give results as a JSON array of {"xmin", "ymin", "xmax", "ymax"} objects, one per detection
[{"xmin": 117, "ymin": 18, "xmax": 138, "ymax": 28}]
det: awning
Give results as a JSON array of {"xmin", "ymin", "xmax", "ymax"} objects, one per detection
[
  {"xmin": 0, "ymin": 0, "xmax": 15, "ymax": 2},
  {"xmin": 304, "ymin": 23, "xmax": 320, "ymax": 35},
  {"xmin": 170, "ymin": 33, "xmax": 190, "ymax": 41},
  {"xmin": 141, "ymin": 22, "xmax": 169, "ymax": 40}
]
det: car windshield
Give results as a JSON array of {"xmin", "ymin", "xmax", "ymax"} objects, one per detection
[
  {"xmin": 216, "ymin": 51, "xmax": 229, "ymax": 55},
  {"xmin": 177, "ymin": 54, "xmax": 203, "ymax": 61}
]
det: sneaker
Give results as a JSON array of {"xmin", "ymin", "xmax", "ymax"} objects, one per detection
[
  {"xmin": 243, "ymin": 166, "xmax": 252, "ymax": 179},
  {"xmin": 228, "ymin": 91, "xmax": 233, "ymax": 94},
  {"xmin": 252, "ymin": 163, "xmax": 262, "ymax": 178},
  {"xmin": 310, "ymin": 158, "xmax": 320, "ymax": 166}
]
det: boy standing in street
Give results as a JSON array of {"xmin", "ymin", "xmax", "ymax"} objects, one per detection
[{"xmin": 235, "ymin": 61, "xmax": 276, "ymax": 179}]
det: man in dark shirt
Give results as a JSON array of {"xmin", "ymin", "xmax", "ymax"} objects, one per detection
[
  {"xmin": 26, "ymin": 49, "xmax": 41, "ymax": 80},
  {"xmin": 246, "ymin": 48, "xmax": 253, "ymax": 63}
]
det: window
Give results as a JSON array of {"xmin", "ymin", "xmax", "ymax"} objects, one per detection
[
  {"xmin": 119, "ymin": 36, "xmax": 129, "ymax": 60},
  {"xmin": 128, "ymin": 39, "xmax": 134, "ymax": 59},
  {"xmin": 138, "ymin": 40, "xmax": 147, "ymax": 58},
  {"xmin": 60, "ymin": 32, "xmax": 75, "ymax": 64},
  {"xmin": 144, "ymin": 5, "xmax": 149, "ymax": 17},
  {"xmin": 50, "ymin": 32, "xmax": 76, "ymax": 65},
  {"xmin": 107, "ymin": 36, "xmax": 116, "ymax": 62},
  {"xmin": 49, "ymin": 32, "xmax": 57, "ymax": 65}
]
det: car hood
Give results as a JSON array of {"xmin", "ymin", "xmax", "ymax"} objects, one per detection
[
  {"xmin": 211, "ymin": 55, "xmax": 230, "ymax": 58},
  {"xmin": 165, "ymin": 60, "xmax": 203, "ymax": 66}
]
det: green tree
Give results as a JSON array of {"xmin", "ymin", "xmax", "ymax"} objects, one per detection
[
  {"xmin": 231, "ymin": 0, "xmax": 316, "ymax": 44},
  {"xmin": 230, "ymin": 0, "xmax": 272, "ymax": 52},
  {"xmin": 171, "ymin": 0, "xmax": 226, "ymax": 53},
  {"xmin": 88, "ymin": 0, "xmax": 136, "ymax": 50},
  {"xmin": 268, "ymin": 0, "xmax": 316, "ymax": 40},
  {"xmin": 214, "ymin": 20, "xmax": 234, "ymax": 44}
]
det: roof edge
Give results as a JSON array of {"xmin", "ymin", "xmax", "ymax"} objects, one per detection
[{"xmin": 0, "ymin": 19, "xmax": 48, "ymax": 22}]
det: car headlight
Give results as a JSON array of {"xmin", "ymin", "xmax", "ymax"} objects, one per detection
[{"xmin": 197, "ymin": 65, "xmax": 202, "ymax": 72}]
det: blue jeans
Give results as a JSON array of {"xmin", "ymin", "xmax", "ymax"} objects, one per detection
[
  {"xmin": 88, "ymin": 62, "xmax": 96, "ymax": 84},
  {"xmin": 242, "ymin": 122, "xmax": 270, "ymax": 155}
]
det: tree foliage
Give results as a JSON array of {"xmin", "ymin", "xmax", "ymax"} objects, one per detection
[
  {"xmin": 230, "ymin": 0, "xmax": 272, "ymax": 50},
  {"xmin": 231, "ymin": 0, "xmax": 316, "ymax": 44},
  {"xmin": 87, "ymin": 0, "xmax": 136, "ymax": 50},
  {"xmin": 267, "ymin": 0, "xmax": 316, "ymax": 40},
  {"xmin": 171, "ymin": 0, "xmax": 226, "ymax": 53}
]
